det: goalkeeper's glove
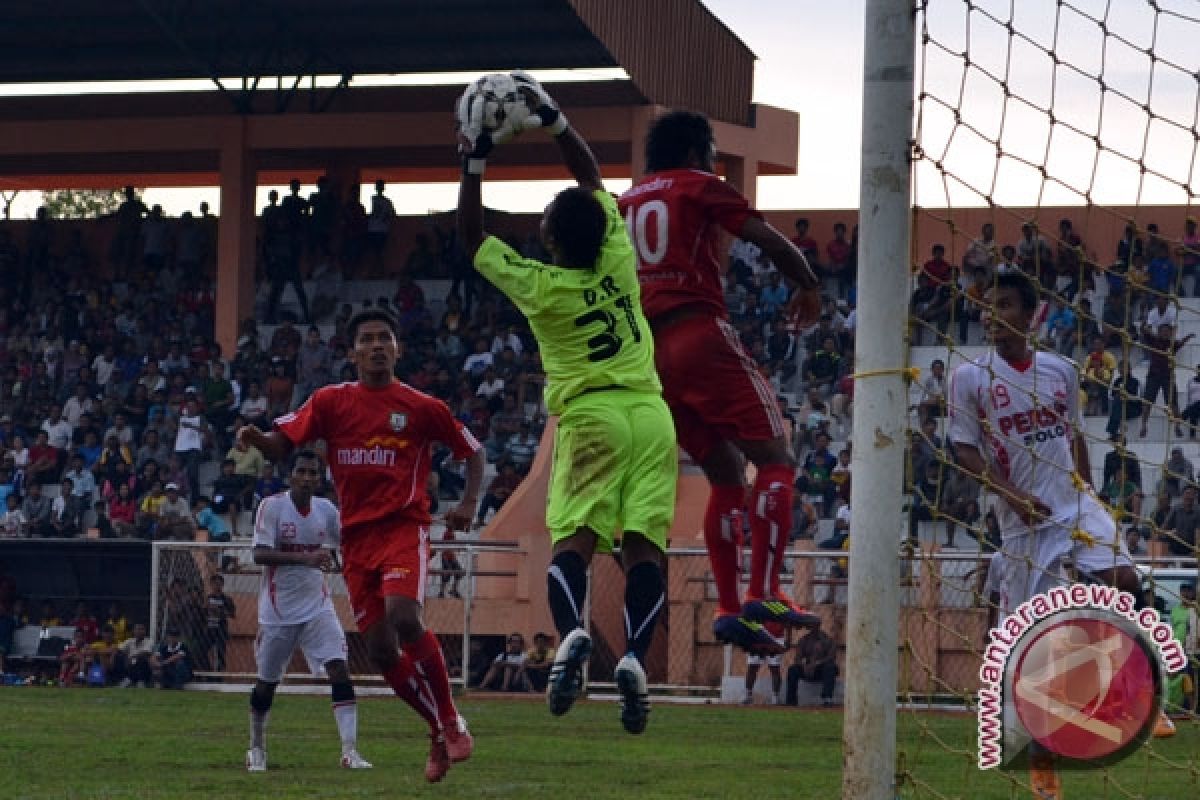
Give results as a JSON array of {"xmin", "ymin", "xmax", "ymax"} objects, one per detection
[
  {"xmin": 512, "ymin": 70, "xmax": 568, "ymax": 136},
  {"xmin": 455, "ymin": 82, "xmax": 521, "ymax": 175}
]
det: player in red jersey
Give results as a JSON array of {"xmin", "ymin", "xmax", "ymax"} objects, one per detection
[
  {"xmin": 237, "ymin": 309, "xmax": 485, "ymax": 784},
  {"xmin": 618, "ymin": 110, "xmax": 823, "ymax": 652}
]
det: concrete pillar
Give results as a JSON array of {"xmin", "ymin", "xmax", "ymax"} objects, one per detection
[{"xmin": 215, "ymin": 118, "xmax": 257, "ymax": 357}]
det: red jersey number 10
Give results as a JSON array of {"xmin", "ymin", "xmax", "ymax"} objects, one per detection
[{"xmin": 625, "ymin": 200, "xmax": 668, "ymax": 267}]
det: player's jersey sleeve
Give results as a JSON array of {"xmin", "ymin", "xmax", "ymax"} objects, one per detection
[
  {"xmin": 698, "ymin": 175, "xmax": 763, "ymax": 236},
  {"xmin": 947, "ymin": 364, "xmax": 983, "ymax": 447},
  {"xmin": 425, "ymin": 396, "xmax": 482, "ymax": 461},
  {"xmin": 325, "ymin": 501, "xmax": 341, "ymax": 548},
  {"xmin": 473, "ymin": 237, "xmax": 549, "ymax": 315},
  {"xmin": 274, "ymin": 386, "xmax": 329, "ymax": 446},
  {"xmin": 252, "ymin": 495, "xmax": 279, "ymax": 549}
]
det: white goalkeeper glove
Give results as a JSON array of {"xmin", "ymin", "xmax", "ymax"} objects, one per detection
[
  {"xmin": 455, "ymin": 81, "xmax": 522, "ymax": 175},
  {"xmin": 511, "ymin": 70, "xmax": 568, "ymax": 136}
]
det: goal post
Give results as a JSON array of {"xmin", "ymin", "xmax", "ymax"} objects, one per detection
[{"xmin": 842, "ymin": 2, "xmax": 916, "ymax": 799}]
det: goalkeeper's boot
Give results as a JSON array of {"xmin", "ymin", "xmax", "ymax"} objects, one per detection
[
  {"xmin": 1153, "ymin": 710, "xmax": 1177, "ymax": 738},
  {"xmin": 742, "ymin": 596, "xmax": 822, "ymax": 630},
  {"xmin": 614, "ymin": 654, "xmax": 650, "ymax": 735},
  {"xmin": 245, "ymin": 747, "xmax": 267, "ymax": 773},
  {"xmin": 1028, "ymin": 751, "xmax": 1062, "ymax": 799},
  {"xmin": 547, "ymin": 627, "xmax": 592, "ymax": 716},
  {"xmin": 713, "ymin": 614, "xmax": 785, "ymax": 655}
]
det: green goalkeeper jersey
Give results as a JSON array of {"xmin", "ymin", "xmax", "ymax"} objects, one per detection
[{"xmin": 473, "ymin": 190, "xmax": 661, "ymax": 415}]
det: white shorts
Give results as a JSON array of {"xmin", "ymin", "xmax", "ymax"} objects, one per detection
[
  {"xmin": 996, "ymin": 499, "xmax": 1133, "ymax": 616},
  {"xmin": 746, "ymin": 654, "xmax": 782, "ymax": 667},
  {"xmin": 255, "ymin": 609, "xmax": 348, "ymax": 683}
]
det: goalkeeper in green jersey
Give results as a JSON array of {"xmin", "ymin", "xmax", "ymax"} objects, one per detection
[{"xmin": 456, "ymin": 72, "xmax": 677, "ymax": 735}]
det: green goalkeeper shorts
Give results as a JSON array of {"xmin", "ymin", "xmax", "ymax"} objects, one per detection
[{"xmin": 547, "ymin": 388, "xmax": 678, "ymax": 553}]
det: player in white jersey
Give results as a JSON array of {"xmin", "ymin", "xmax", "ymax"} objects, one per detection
[
  {"xmin": 245, "ymin": 449, "xmax": 371, "ymax": 773},
  {"xmin": 947, "ymin": 272, "xmax": 1171, "ymax": 797},
  {"xmin": 947, "ymin": 272, "xmax": 1137, "ymax": 607}
]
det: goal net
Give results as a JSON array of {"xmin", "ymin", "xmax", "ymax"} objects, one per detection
[{"xmin": 897, "ymin": 0, "xmax": 1199, "ymax": 795}]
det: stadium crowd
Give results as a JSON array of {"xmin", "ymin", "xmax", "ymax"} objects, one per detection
[{"xmin": 3, "ymin": 187, "xmax": 1200, "ymax": 686}]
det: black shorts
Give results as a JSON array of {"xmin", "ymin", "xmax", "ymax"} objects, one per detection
[{"xmin": 1143, "ymin": 373, "xmax": 1177, "ymax": 405}]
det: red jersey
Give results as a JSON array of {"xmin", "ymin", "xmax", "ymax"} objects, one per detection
[
  {"xmin": 618, "ymin": 169, "xmax": 761, "ymax": 322},
  {"xmin": 275, "ymin": 381, "xmax": 480, "ymax": 537}
]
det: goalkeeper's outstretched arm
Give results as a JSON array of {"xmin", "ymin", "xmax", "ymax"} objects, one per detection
[
  {"xmin": 552, "ymin": 124, "xmax": 603, "ymax": 193},
  {"xmin": 457, "ymin": 170, "xmax": 485, "ymax": 257}
]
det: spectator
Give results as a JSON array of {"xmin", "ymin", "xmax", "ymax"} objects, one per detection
[
  {"xmin": 523, "ymin": 632, "xmax": 555, "ymax": 692},
  {"xmin": 909, "ymin": 272, "xmax": 952, "ymax": 345},
  {"xmin": 917, "ymin": 359, "xmax": 946, "ymax": 422},
  {"xmin": 366, "ymin": 180, "xmax": 395, "ymax": 272},
  {"xmin": 150, "ymin": 627, "xmax": 192, "ymax": 689},
  {"xmin": 920, "ymin": 243, "xmax": 953, "ymax": 286},
  {"xmin": 71, "ymin": 601, "xmax": 99, "ymax": 643},
  {"xmin": 476, "ymin": 461, "xmax": 522, "ymax": 525},
  {"xmin": 114, "ymin": 622, "xmax": 155, "ymax": 688},
  {"xmin": 1107, "ymin": 362, "xmax": 1142, "ymax": 439},
  {"xmin": 479, "ymin": 632, "xmax": 528, "ymax": 692},
  {"xmin": 265, "ymin": 358, "xmax": 295, "ymax": 418},
  {"xmin": 1016, "ymin": 222, "xmax": 1054, "ymax": 278},
  {"xmin": 1082, "ymin": 336, "xmax": 1117, "ymax": 415},
  {"xmin": 502, "ymin": 421, "xmax": 540, "ymax": 473},
  {"xmin": 830, "ymin": 448, "xmax": 852, "ymax": 507},
  {"xmin": 17, "ymin": 481, "xmax": 52, "ymax": 536},
  {"xmin": 109, "ymin": 483, "xmax": 138, "ymax": 538},
  {"xmin": 27, "ymin": 431, "xmax": 62, "ymax": 489},
  {"xmin": 137, "ymin": 481, "xmax": 167, "ymax": 538},
  {"xmin": 203, "ymin": 574, "xmax": 236, "ymax": 672},
  {"xmin": 1162, "ymin": 484, "xmax": 1200, "ymax": 557},
  {"xmin": 49, "ymin": 479, "xmax": 81, "ymax": 537},
  {"xmin": 437, "ymin": 528, "xmax": 465, "ymax": 599},
  {"xmin": 295, "ymin": 326, "xmax": 332, "ymax": 401},
  {"xmin": 58, "ymin": 628, "xmax": 89, "ymax": 687},
  {"xmin": 159, "ymin": 483, "xmax": 195, "ymax": 541},
  {"xmin": 820, "ymin": 498, "xmax": 851, "ymax": 552},
  {"xmin": 802, "ymin": 335, "xmax": 843, "ymax": 397},
  {"xmin": 962, "ymin": 222, "xmax": 997, "ymax": 283},
  {"xmin": 790, "ymin": 218, "xmax": 820, "ymax": 270},
  {"xmin": 193, "ymin": 496, "xmax": 231, "ymax": 543},
  {"xmin": 174, "ymin": 397, "xmax": 208, "ymax": 500},
  {"xmin": 797, "ymin": 431, "xmax": 838, "ymax": 516},
  {"xmin": 0, "ymin": 493, "xmax": 27, "ymax": 537},
  {"xmin": 83, "ymin": 625, "xmax": 120, "ymax": 685},
  {"xmin": 786, "ymin": 626, "xmax": 839, "ymax": 707},
  {"xmin": 743, "ymin": 624, "xmax": 785, "ymax": 705},
  {"xmin": 1139, "ymin": 323, "xmax": 1191, "ymax": 438},
  {"xmin": 1162, "ymin": 448, "xmax": 1195, "ymax": 499},
  {"xmin": 825, "ymin": 222, "xmax": 854, "ymax": 297}
]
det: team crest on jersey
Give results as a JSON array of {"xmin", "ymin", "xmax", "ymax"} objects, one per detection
[{"xmin": 389, "ymin": 412, "xmax": 407, "ymax": 432}]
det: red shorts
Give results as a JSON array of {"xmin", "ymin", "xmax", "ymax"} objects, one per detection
[
  {"xmin": 341, "ymin": 523, "xmax": 430, "ymax": 632},
  {"xmin": 653, "ymin": 315, "xmax": 785, "ymax": 464}
]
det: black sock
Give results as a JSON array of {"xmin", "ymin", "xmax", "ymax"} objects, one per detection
[
  {"xmin": 547, "ymin": 550, "xmax": 589, "ymax": 639},
  {"xmin": 623, "ymin": 561, "xmax": 665, "ymax": 663}
]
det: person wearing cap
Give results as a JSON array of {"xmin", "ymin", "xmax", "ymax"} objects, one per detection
[
  {"xmin": 150, "ymin": 627, "xmax": 192, "ymax": 689},
  {"xmin": 159, "ymin": 483, "xmax": 194, "ymax": 541}
]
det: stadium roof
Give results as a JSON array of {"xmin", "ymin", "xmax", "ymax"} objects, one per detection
[{"xmin": 0, "ymin": 0, "xmax": 757, "ymax": 124}]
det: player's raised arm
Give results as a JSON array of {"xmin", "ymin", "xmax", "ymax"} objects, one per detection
[
  {"xmin": 739, "ymin": 217, "xmax": 819, "ymax": 291},
  {"xmin": 513, "ymin": 71, "xmax": 602, "ymax": 192}
]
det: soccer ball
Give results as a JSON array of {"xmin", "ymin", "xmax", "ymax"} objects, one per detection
[{"xmin": 463, "ymin": 73, "xmax": 528, "ymax": 133}]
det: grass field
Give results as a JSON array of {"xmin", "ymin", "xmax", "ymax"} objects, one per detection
[{"xmin": 1, "ymin": 688, "xmax": 1197, "ymax": 799}]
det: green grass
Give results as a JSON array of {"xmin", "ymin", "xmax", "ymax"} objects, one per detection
[{"xmin": 0, "ymin": 689, "xmax": 1197, "ymax": 799}]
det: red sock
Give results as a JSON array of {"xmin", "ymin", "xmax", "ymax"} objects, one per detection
[
  {"xmin": 380, "ymin": 651, "xmax": 440, "ymax": 733},
  {"xmin": 704, "ymin": 484, "xmax": 747, "ymax": 616},
  {"xmin": 747, "ymin": 464, "xmax": 795, "ymax": 602},
  {"xmin": 407, "ymin": 629, "xmax": 458, "ymax": 728}
]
